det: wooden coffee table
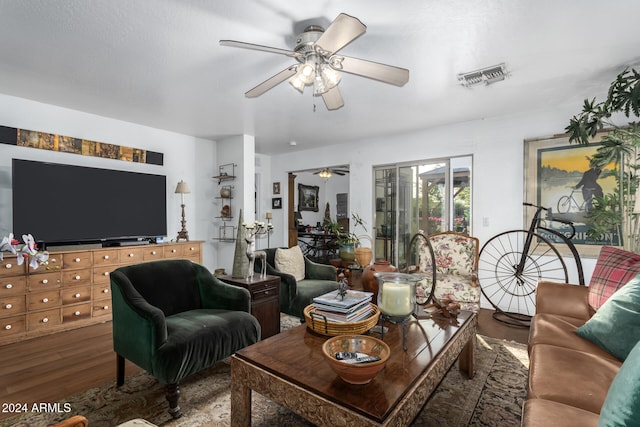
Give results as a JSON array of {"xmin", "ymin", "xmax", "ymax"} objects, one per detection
[{"xmin": 231, "ymin": 310, "xmax": 477, "ymax": 426}]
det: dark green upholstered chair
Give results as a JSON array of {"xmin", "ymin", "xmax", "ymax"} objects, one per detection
[
  {"xmin": 110, "ymin": 259, "xmax": 260, "ymax": 418},
  {"xmin": 255, "ymin": 247, "xmax": 338, "ymax": 318}
]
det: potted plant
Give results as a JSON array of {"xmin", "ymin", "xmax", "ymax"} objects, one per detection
[
  {"xmin": 565, "ymin": 67, "xmax": 640, "ymax": 252},
  {"xmin": 325, "ymin": 213, "xmax": 371, "ymax": 264}
]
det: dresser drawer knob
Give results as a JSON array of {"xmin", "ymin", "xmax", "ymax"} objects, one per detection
[
  {"xmin": 128, "ymin": 253, "xmax": 134, "ymax": 257},
  {"xmin": 102, "ymin": 289, "xmax": 109, "ymax": 294},
  {"xmin": 171, "ymin": 249, "xmax": 177, "ymax": 253},
  {"xmin": 5, "ymin": 263, "xmax": 11, "ymax": 269},
  {"xmin": 74, "ymin": 293, "xmax": 81, "ymax": 298},
  {"xmin": 42, "ymin": 317, "xmax": 49, "ymax": 323},
  {"xmin": 74, "ymin": 275, "xmax": 81, "ymax": 280},
  {"xmin": 74, "ymin": 311, "xmax": 81, "ymax": 316},
  {"xmin": 50, "ymin": 258, "xmax": 57, "ymax": 263},
  {"xmin": 42, "ymin": 279, "xmax": 49, "ymax": 284},
  {"xmin": 5, "ymin": 284, "xmax": 12, "ymax": 289},
  {"xmin": 75, "ymin": 257, "xmax": 81, "ymax": 262},
  {"xmin": 42, "ymin": 298, "xmax": 49, "ymax": 303},
  {"xmin": 4, "ymin": 325, "xmax": 11, "ymax": 330},
  {"xmin": 189, "ymin": 247, "xmax": 195, "ymax": 251},
  {"xmin": 5, "ymin": 304, "xmax": 12, "ymax": 309},
  {"xmin": 103, "ymin": 272, "xmax": 109, "ymax": 276},
  {"xmin": 103, "ymin": 305, "xmax": 109, "ymax": 310},
  {"xmin": 151, "ymin": 251, "xmax": 157, "ymax": 255},
  {"xmin": 104, "ymin": 255, "xmax": 109, "ymax": 260}
]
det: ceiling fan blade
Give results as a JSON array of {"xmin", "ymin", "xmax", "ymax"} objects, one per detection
[
  {"xmin": 245, "ymin": 65, "xmax": 298, "ymax": 98},
  {"xmin": 314, "ymin": 13, "xmax": 366, "ymax": 56},
  {"xmin": 220, "ymin": 40, "xmax": 302, "ymax": 59},
  {"xmin": 320, "ymin": 86, "xmax": 344, "ymax": 110},
  {"xmin": 334, "ymin": 171, "xmax": 346, "ymax": 176},
  {"xmin": 330, "ymin": 55, "xmax": 409, "ymax": 86}
]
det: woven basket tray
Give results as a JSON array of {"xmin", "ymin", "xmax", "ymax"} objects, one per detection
[{"xmin": 304, "ymin": 303, "xmax": 381, "ymax": 337}]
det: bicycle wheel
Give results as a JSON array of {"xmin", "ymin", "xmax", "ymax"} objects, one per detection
[
  {"xmin": 556, "ymin": 195, "xmax": 572, "ymax": 213},
  {"xmin": 478, "ymin": 230, "xmax": 568, "ymax": 322}
]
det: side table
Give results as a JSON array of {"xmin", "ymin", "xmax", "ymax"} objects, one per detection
[{"xmin": 218, "ymin": 275, "xmax": 281, "ymax": 339}]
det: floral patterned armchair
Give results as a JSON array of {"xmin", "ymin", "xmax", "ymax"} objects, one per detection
[{"xmin": 413, "ymin": 231, "xmax": 481, "ymax": 312}]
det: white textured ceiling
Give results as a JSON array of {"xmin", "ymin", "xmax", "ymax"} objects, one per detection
[{"xmin": 0, "ymin": 0, "xmax": 639, "ymax": 155}]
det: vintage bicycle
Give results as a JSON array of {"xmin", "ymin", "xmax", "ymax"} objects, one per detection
[
  {"xmin": 556, "ymin": 188, "xmax": 589, "ymax": 213},
  {"xmin": 477, "ymin": 202, "xmax": 585, "ymax": 326}
]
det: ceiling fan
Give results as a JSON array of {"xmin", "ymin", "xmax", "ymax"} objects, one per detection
[
  {"xmin": 220, "ymin": 13, "xmax": 409, "ymax": 111},
  {"xmin": 314, "ymin": 167, "xmax": 349, "ymax": 178}
]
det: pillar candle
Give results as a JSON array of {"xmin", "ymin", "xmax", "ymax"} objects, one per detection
[{"xmin": 380, "ymin": 282, "xmax": 412, "ymax": 316}]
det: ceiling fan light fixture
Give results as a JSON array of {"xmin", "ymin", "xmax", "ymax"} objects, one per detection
[
  {"xmin": 289, "ymin": 75, "xmax": 306, "ymax": 93},
  {"xmin": 318, "ymin": 169, "xmax": 332, "ymax": 179},
  {"xmin": 289, "ymin": 61, "xmax": 317, "ymax": 93},
  {"xmin": 312, "ymin": 62, "xmax": 341, "ymax": 96},
  {"xmin": 321, "ymin": 63, "xmax": 341, "ymax": 87},
  {"xmin": 221, "ymin": 13, "xmax": 409, "ymax": 110}
]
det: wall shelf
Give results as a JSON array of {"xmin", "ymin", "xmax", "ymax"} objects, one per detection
[
  {"xmin": 212, "ymin": 163, "xmax": 237, "ymax": 184},
  {"xmin": 213, "ymin": 166, "xmax": 237, "ymax": 242}
]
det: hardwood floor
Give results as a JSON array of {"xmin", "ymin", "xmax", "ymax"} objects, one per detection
[{"xmin": 0, "ymin": 308, "xmax": 529, "ymax": 422}]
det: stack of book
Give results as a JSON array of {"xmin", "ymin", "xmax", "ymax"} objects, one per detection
[{"xmin": 312, "ymin": 289, "xmax": 375, "ymax": 323}]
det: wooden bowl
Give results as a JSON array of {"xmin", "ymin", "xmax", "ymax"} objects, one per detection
[{"xmin": 322, "ymin": 335, "xmax": 391, "ymax": 385}]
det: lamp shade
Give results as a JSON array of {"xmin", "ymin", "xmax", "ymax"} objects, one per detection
[{"xmin": 175, "ymin": 180, "xmax": 191, "ymax": 194}]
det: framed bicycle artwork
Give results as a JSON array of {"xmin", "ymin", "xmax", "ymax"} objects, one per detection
[
  {"xmin": 524, "ymin": 134, "xmax": 619, "ymax": 257},
  {"xmin": 298, "ymin": 184, "xmax": 319, "ymax": 212}
]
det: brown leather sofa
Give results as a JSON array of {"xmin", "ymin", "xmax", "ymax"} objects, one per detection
[
  {"xmin": 522, "ymin": 245, "xmax": 640, "ymax": 426},
  {"xmin": 522, "ymin": 280, "xmax": 621, "ymax": 426}
]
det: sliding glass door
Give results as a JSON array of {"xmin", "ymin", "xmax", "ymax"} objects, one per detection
[{"xmin": 373, "ymin": 156, "xmax": 472, "ymax": 269}]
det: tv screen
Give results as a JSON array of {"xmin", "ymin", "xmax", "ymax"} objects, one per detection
[{"xmin": 12, "ymin": 159, "xmax": 167, "ymax": 246}]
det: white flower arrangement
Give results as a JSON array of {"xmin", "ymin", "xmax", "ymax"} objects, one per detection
[{"xmin": 0, "ymin": 233, "xmax": 50, "ymax": 269}]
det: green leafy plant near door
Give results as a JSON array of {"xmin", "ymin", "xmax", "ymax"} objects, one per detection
[
  {"xmin": 324, "ymin": 213, "xmax": 369, "ymax": 262},
  {"xmin": 565, "ymin": 68, "xmax": 640, "ymax": 251}
]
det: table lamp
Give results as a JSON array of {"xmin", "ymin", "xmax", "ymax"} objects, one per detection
[
  {"xmin": 294, "ymin": 211, "xmax": 303, "ymax": 229},
  {"xmin": 175, "ymin": 180, "xmax": 191, "ymax": 241},
  {"xmin": 376, "ymin": 272, "xmax": 420, "ymax": 350}
]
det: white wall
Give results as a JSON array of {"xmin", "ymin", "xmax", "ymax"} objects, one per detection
[
  {"xmin": 0, "ymin": 94, "xmax": 218, "ymax": 269},
  {"xmin": 270, "ymin": 106, "xmax": 600, "ymax": 290}
]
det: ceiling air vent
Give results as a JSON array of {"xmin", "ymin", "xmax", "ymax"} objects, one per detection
[{"xmin": 457, "ymin": 63, "xmax": 508, "ymax": 88}]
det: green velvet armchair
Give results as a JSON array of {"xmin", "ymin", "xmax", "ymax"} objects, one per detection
[
  {"xmin": 110, "ymin": 259, "xmax": 261, "ymax": 418},
  {"xmin": 255, "ymin": 247, "xmax": 338, "ymax": 318}
]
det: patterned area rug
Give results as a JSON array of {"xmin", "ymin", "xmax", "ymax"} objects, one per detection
[{"xmin": 3, "ymin": 315, "xmax": 528, "ymax": 427}]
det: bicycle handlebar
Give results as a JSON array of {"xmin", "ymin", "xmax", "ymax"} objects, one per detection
[
  {"xmin": 523, "ymin": 202, "xmax": 547, "ymax": 211},
  {"xmin": 523, "ymin": 202, "xmax": 576, "ymax": 238}
]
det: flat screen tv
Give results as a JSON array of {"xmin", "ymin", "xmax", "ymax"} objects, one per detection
[{"xmin": 12, "ymin": 159, "xmax": 167, "ymax": 247}]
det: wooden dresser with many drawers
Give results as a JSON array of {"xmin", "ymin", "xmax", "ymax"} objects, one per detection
[{"xmin": 0, "ymin": 241, "xmax": 202, "ymax": 345}]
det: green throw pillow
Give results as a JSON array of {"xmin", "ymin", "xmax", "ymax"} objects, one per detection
[
  {"xmin": 577, "ymin": 273, "xmax": 640, "ymax": 361},
  {"xmin": 598, "ymin": 340, "xmax": 640, "ymax": 426}
]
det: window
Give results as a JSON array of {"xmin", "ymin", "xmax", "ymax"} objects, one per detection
[{"xmin": 373, "ymin": 155, "xmax": 472, "ymax": 269}]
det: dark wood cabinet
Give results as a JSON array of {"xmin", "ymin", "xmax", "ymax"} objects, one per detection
[{"xmin": 218, "ymin": 275, "xmax": 280, "ymax": 339}]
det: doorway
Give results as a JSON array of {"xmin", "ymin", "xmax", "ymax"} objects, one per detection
[
  {"xmin": 373, "ymin": 156, "xmax": 472, "ymax": 269},
  {"xmin": 286, "ymin": 166, "xmax": 350, "ymax": 257}
]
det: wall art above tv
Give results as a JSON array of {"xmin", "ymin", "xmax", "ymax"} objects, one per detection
[{"xmin": 0, "ymin": 125, "xmax": 163, "ymax": 165}]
